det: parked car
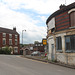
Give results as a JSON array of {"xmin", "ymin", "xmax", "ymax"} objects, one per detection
[{"xmin": 31, "ymin": 51, "xmax": 41, "ymax": 56}]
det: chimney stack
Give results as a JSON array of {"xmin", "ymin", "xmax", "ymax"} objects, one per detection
[
  {"xmin": 59, "ymin": 4, "xmax": 66, "ymax": 9},
  {"xmin": 13, "ymin": 27, "xmax": 16, "ymax": 31}
]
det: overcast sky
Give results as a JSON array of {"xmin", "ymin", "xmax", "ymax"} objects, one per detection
[{"xmin": 0, "ymin": 0, "xmax": 75, "ymax": 44}]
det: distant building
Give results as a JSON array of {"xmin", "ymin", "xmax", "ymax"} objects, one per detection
[
  {"xmin": 33, "ymin": 42, "xmax": 44, "ymax": 52},
  {"xmin": 20, "ymin": 44, "xmax": 34, "ymax": 55},
  {"xmin": 46, "ymin": 2, "xmax": 75, "ymax": 65},
  {"xmin": 0, "ymin": 27, "xmax": 20, "ymax": 54},
  {"xmin": 21, "ymin": 41, "xmax": 46, "ymax": 55}
]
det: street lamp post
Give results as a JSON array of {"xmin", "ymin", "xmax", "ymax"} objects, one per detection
[{"xmin": 22, "ymin": 30, "xmax": 26, "ymax": 45}]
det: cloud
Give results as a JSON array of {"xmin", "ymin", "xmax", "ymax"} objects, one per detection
[
  {"xmin": 0, "ymin": 0, "xmax": 74, "ymax": 44},
  {"xmin": 0, "ymin": 2, "xmax": 47, "ymax": 44},
  {"xmin": 2, "ymin": 0, "xmax": 75, "ymax": 14}
]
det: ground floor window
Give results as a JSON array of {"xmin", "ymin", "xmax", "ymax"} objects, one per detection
[
  {"xmin": 14, "ymin": 47, "xmax": 18, "ymax": 53},
  {"xmin": 56, "ymin": 36, "xmax": 62, "ymax": 50},
  {"xmin": 65, "ymin": 35, "xmax": 75, "ymax": 51}
]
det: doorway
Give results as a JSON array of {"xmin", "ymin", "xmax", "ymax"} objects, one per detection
[{"xmin": 51, "ymin": 44, "xmax": 55, "ymax": 60}]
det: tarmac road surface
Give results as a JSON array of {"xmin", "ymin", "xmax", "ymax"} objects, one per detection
[{"xmin": 0, "ymin": 55, "xmax": 75, "ymax": 75}]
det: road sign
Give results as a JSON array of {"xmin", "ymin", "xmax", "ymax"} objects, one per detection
[{"xmin": 42, "ymin": 39, "xmax": 47, "ymax": 45}]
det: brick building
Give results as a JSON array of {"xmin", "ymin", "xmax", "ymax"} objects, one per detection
[
  {"xmin": 0, "ymin": 27, "xmax": 20, "ymax": 54},
  {"xmin": 33, "ymin": 42, "xmax": 44, "ymax": 52},
  {"xmin": 46, "ymin": 2, "xmax": 75, "ymax": 65}
]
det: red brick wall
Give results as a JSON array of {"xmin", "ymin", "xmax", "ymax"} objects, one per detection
[
  {"xmin": 12, "ymin": 34, "xmax": 15, "ymax": 46},
  {"xmin": 6, "ymin": 34, "xmax": 9, "ymax": 46},
  {"xmin": 0, "ymin": 33, "xmax": 20, "ymax": 54},
  {"xmin": 12, "ymin": 34, "xmax": 20, "ymax": 54},
  {"xmin": 18, "ymin": 34, "xmax": 20, "ymax": 54},
  {"xmin": 0, "ymin": 33, "xmax": 2, "ymax": 47},
  {"xmin": 55, "ymin": 11, "xmax": 70, "ymax": 31}
]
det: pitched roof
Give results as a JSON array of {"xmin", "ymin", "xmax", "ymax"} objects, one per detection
[
  {"xmin": 0, "ymin": 27, "xmax": 19, "ymax": 35},
  {"xmin": 46, "ymin": 2, "xmax": 75, "ymax": 24}
]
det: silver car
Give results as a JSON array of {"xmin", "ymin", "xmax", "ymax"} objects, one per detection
[{"xmin": 31, "ymin": 51, "xmax": 41, "ymax": 56}]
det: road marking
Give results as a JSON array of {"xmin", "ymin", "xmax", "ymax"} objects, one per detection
[
  {"xmin": 57, "ymin": 69, "xmax": 65, "ymax": 73},
  {"xmin": 31, "ymin": 59, "xmax": 48, "ymax": 64}
]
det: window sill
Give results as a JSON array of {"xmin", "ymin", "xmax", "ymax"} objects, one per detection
[
  {"xmin": 3, "ymin": 44, "xmax": 6, "ymax": 45},
  {"xmin": 69, "ymin": 26, "xmax": 75, "ymax": 29},
  {"xmin": 56, "ymin": 50, "xmax": 63, "ymax": 53},
  {"xmin": 65, "ymin": 50, "xmax": 75, "ymax": 53},
  {"xmin": 9, "ymin": 44, "xmax": 12, "ymax": 45}
]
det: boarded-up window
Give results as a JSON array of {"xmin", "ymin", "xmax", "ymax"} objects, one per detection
[
  {"xmin": 70, "ymin": 12, "xmax": 75, "ymax": 27},
  {"xmin": 56, "ymin": 37, "xmax": 62, "ymax": 50}
]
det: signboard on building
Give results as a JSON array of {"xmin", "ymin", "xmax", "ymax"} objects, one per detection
[
  {"xmin": 42, "ymin": 39, "xmax": 47, "ymax": 45},
  {"xmin": 48, "ymin": 17, "xmax": 55, "ymax": 30}
]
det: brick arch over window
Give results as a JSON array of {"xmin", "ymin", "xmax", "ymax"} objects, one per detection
[{"xmin": 69, "ymin": 11, "xmax": 75, "ymax": 27}]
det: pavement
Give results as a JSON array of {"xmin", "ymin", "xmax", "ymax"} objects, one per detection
[{"xmin": 23, "ymin": 55, "xmax": 75, "ymax": 69}]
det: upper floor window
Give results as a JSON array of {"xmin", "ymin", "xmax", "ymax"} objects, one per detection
[
  {"xmin": 9, "ymin": 39, "xmax": 12, "ymax": 45},
  {"xmin": 41, "ymin": 44, "xmax": 43, "ymax": 46},
  {"xmin": 15, "ymin": 39, "xmax": 17, "ymax": 45},
  {"xmin": 70, "ymin": 12, "xmax": 75, "ymax": 27},
  {"xmin": 3, "ymin": 38, "xmax": 6, "ymax": 45},
  {"xmin": 15, "ymin": 35, "xmax": 18, "ymax": 39},
  {"xmin": 38, "ymin": 44, "xmax": 40, "ymax": 46},
  {"xmin": 3, "ymin": 33, "xmax": 6, "ymax": 37},
  {"xmin": 35, "ymin": 44, "xmax": 37, "ymax": 46},
  {"xmin": 56, "ymin": 37, "xmax": 62, "ymax": 50},
  {"xmin": 9, "ymin": 34, "xmax": 12, "ymax": 39}
]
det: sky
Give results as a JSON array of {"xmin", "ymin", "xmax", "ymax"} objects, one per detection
[{"xmin": 0, "ymin": 0, "xmax": 75, "ymax": 44}]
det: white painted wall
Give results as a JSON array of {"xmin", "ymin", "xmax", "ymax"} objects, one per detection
[
  {"xmin": 57, "ymin": 53, "xmax": 75, "ymax": 65},
  {"xmin": 48, "ymin": 17, "xmax": 55, "ymax": 30},
  {"xmin": 55, "ymin": 32, "xmax": 75, "ymax": 65},
  {"xmin": 55, "ymin": 33, "xmax": 66, "ymax": 52},
  {"xmin": 48, "ymin": 36, "xmax": 55, "ymax": 60}
]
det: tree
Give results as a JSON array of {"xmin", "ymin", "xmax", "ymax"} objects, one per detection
[{"xmin": 34, "ymin": 41, "xmax": 39, "ymax": 44}]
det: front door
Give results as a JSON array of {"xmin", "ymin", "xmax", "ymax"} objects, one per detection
[{"xmin": 51, "ymin": 44, "xmax": 54, "ymax": 60}]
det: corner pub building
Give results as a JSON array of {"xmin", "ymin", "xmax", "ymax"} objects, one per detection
[{"xmin": 46, "ymin": 2, "xmax": 75, "ymax": 65}]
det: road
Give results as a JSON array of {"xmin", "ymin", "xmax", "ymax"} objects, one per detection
[{"xmin": 0, "ymin": 55, "xmax": 75, "ymax": 75}]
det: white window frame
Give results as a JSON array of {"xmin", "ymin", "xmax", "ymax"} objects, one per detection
[
  {"xmin": 14, "ymin": 47, "xmax": 18, "ymax": 53},
  {"xmin": 41, "ymin": 44, "xmax": 43, "ymax": 46},
  {"xmin": 38, "ymin": 44, "xmax": 40, "ymax": 46},
  {"xmin": 3, "ymin": 33, "xmax": 6, "ymax": 37},
  {"xmin": 9, "ymin": 34, "xmax": 12, "ymax": 39},
  {"xmin": 15, "ymin": 35, "xmax": 18, "ymax": 39},
  {"xmin": 15, "ymin": 39, "xmax": 17, "ymax": 45},
  {"xmin": 9, "ymin": 39, "xmax": 12, "ymax": 45},
  {"xmin": 3, "ymin": 38, "xmax": 6, "ymax": 45}
]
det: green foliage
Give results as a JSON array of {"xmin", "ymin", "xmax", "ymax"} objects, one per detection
[
  {"xmin": 0, "ymin": 46, "xmax": 11, "ymax": 54},
  {"xmin": 34, "ymin": 41, "xmax": 39, "ymax": 44},
  {"xmin": 51, "ymin": 59, "xmax": 57, "ymax": 62}
]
